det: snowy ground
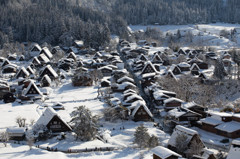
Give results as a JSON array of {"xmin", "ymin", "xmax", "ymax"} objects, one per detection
[
  {"xmin": 0, "ymin": 78, "xmax": 168, "ymax": 159},
  {"xmin": 130, "ymin": 23, "xmax": 240, "ymax": 49}
]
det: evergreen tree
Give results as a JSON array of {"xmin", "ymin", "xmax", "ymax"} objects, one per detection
[
  {"xmin": 214, "ymin": 59, "xmax": 227, "ymax": 80},
  {"xmin": 133, "ymin": 124, "xmax": 150, "ymax": 148},
  {"xmin": 70, "ymin": 105, "xmax": 98, "ymax": 141}
]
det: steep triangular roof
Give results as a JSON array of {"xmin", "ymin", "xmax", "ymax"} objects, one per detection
[
  {"xmin": 15, "ymin": 67, "xmax": 30, "ymax": 79},
  {"xmin": 35, "ymin": 107, "xmax": 72, "ymax": 131},
  {"xmin": 40, "ymin": 65, "xmax": 58, "ymax": 79},
  {"xmin": 141, "ymin": 61, "xmax": 157, "ymax": 75},
  {"xmin": 139, "ymin": 54, "xmax": 148, "ymax": 61},
  {"xmin": 23, "ymin": 81, "xmax": 42, "ymax": 96},
  {"xmin": 151, "ymin": 53, "xmax": 163, "ymax": 63},
  {"xmin": 40, "ymin": 47, "xmax": 53, "ymax": 59}
]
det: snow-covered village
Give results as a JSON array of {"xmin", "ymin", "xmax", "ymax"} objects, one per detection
[{"xmin": 1, "ymin": 1, "xmax": 240, "ymax": 159}]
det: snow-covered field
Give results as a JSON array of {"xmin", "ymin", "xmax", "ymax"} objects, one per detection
[
  {"xmin": 0, "ymin": 78, "xmax": 168, "ymax": 159},
  {"xmin": 130, "ymin": 23, "xmax": 240, "ymax": 49}
]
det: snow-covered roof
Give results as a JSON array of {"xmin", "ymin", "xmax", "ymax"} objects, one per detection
[
  {"xmin": 41, "ymin": 47, "xmax": 53, "ymax": 59},
  {"xmin": 169, "ymin": 64, "xmax": 180, "ymax": 72},
  {"xmin": 98, "ymin": 66, "xmax": 112, "ymax": 71},
  {"xmin": 124, "ymin": 94, "xmax": 143, "ymax": 103},
  {"xmin": 35, "ymin": 107, "xmax": 71, "ymax": 131},
  {"xmin": 32, "ymin": 57, "xmax": 41, "ymax": 65},
  {"xmin": 27, "ymin": 66, "xmax": 35, "ymax": 74},
  {"xmin": 168, "ymin": 108, "xmax": 186, "ymax": 118},
  {"xmin": 142, "ymin": 72, "xmax": 156, "ymax": 78},
  {"xmin": 3, "ymin": 63, "xmax": 18, "ymax": 69},
  {"xmin": 23, "ymin": 81, "xmax": 43, "ymax": 96},
  {"xmin": 182, "ymin": 101, "xmax": 203, "ymax": 109},
  {"xmin": 153, "ymin": 91, "xmax": 170, "ymax": 100},
  {"xmin": 168, "ymin": 125, "xmax": 198, "ymax": 147},
  {"xmin": 190, "ymin": 63, "xmax": 200, "ymax": 71},
  {"xmin": 130, "ymin": 100, "xmax": 153, "ymax": 118},
  {"xmin": 41, "ymin": 74, "xmax": 51, "ymax": 84},
  {"xmin": 209, "ymin": 111, "xmax": 233, "ymax": 119},
  {"xmin": 16, "ymin": 67, "xmax": 30, "ymax": 78},
  {"xmin": 152, "ymin": 146, "xmax": 182, "ymax": 159},
  {"xmin": 74, "ymin": 40, "xmax": 84, "ymax": 47},
  {"xmin": 118, "ymin": 82, "xmax": 136, "ymax": 90},
  {"xmin": 123, "ymin": 89, "xmax": 137, "ymax": 94},
  {"xmin": 141, "ymin": 61, "xmax": 157, "ymax": 75},
  {"xmin": 216, "ymin": 121, "xmax": 240, "ymax": 133},
  {"xmin": 117, "ymin": 76, "xmax": 134, "ymax": 83},
  {"xmin": 6, "ymin": 127, "xmax": 25, "ymax": 134},
  {"xmin": 178, "ymin": 62, "xmax": 190, "ymax": 68},
  {"xmin": 200, "ymin": 117, "xmax": 223, "ymax": 126},
  {"xmin": 38, "ymin": 54, "xmax": 50, "ymax": 63},
  {"xmin": 164, "ymin": 97, "xmax": 184, "ymax": 104},
  {"xmin": 41, "ymin": 65, "xmax": 58, "ymax": 79}
]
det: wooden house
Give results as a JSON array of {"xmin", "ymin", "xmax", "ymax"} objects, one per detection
[
  {"xmin": 152, "ymin": 146, "xmax": 182, "ymax": 159},
  {"xmin": 39, "ymin": 47, "xmax": 53, "ymax": 59},
  {"xmin": 128, "ymin": 100, "xmax": 153, "ymax": 121},
  {"xmin": 169, "ymin": 65, "xmax": 181, "ymax": 75},
  {"xmin": 18, "ymin": 55, "xmax": 25, "ymax": 61},
  {"xmin": 38, "ymin": 54, "xmax": 50, "ymax": 64},
  {"xmin": 141, "ymin": 61, "xmax": 158, "ymax": 76},
  {"xmin": 35, "ymin": 107, "xmax": 72, "ymax": 133},
  {"xmin": 6, "ymin": 127, "xmax": 25, "ymax": 141},
  {"xmin": 98, "ymin": 66, "xmax": 113, "ymax": 76},
  {"xmin": 168, "ymin": 107, "xmax": 202, "ymax": 126},
  {"xmin": 168, "ymin": 125, "xmax": 205, "ymax": 158},
  {"xmin": 30, "ymin": 44, "xmax": 41, "ymax": 57},
  {"xmin": 39, "ymin": 65, "xmax": 58, "ymax": 80},
  {"xmin": 2, "ymin": 64, "xmax": 18, "ymax": 74},
  {"xmin": 67, "ymin": 52, "xmax": 77, "ymax": 61},
  {"xmin": 73, "ymin": 40, "xmax": 84, "ymax": 49},
  {"xmin": 40, "ymin": 74, "xmax": 51, "ymax": 87},
  {"xmin": 51, "ymin": 46, "xmax": 62, "ymax": 55},
  {"xmin": 124, "ymin": 94, "xmax": 143, "ymax": 105},
  {"xmin": 139, "ymin": 54, "xmax": 148, "ymax": 61},
  {"xmin": 151, "ymin": 54, "xmax": 163, "ymax": 64},
  {"xmin": 164, "ymin": 97, "xmax": 184, "ymax": 111},
  {"xmin": 183, "ymin": 102, "xmax": 207, "ymax": 117},
  {"xmin": 15, "ymin": 67, "xmax": 30, "ymax": 79},
  {"xmin": 101, "ymin": 79, "xmax": 111, "ymax": 87},
  {"xmin": 117, "ymin": 76, "xmax": 134, "ymax": 84},
  {"xmin": 8, "ymin": 54, "xmax": 17, "ymax": 61},
  {"xmin": 178, "ymin": 62, "xmax": 191, "ymax": 72},
  {"xmin": 32, "ymin": 57, "xmax": 41, "ymax": 67},
  {"xmin": 178, "ymin": 49, "xmax": 187, "ymax": 55},
  {"xmin": 0, "ymin": 80, "xmax": 10, "ymax": 99},
  {"xmin": 112, "ymin": 82, "xmax": 136, "ymax": 93},
  {"xmin": 1, "ymin": 59, "xmax": 10, "ymax": 67},
  {"xmin": 190, "ymin": 63, "xmax": 200, "ymax": 75},
  {"xmin": 26, "ymin": 66, "xmax": 35, "ymax": 75},
  {"xmin": 66, "ymin": 46, "xmax": 78, "ymax": 54},
  {"xmin": 22, "ymin": 81, "xmax": 43, "ymax": 100}
]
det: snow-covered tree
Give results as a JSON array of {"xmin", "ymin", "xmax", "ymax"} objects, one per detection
[
  {"xmin": 214, "ymin": 59, "xmax": 227, "ymax": 81},
  {"xmin": 133, "ymin": 124, "xmax": 150, "ymax": 148},
  {"xmin": 33, "ymin": 124, "xmax": 52, "ymax": 141},
  {"xmin": 175, "ymin": 133, "xmax": 188, "ymax": 153},
  {"xmin": 186, "ymin": 139, "xmax": 204, "ymax": 157},
  {"xmin": 148, "ymin": 135, "xmax": 159, "ymax": 148},
  {"xmin": 0, "ymin": 131, "xmax": 9, "ymax": 147},
  {"xmin": 70, "ymin": 106, "xmax": 98, "ymax": 141},
  {"xmin": 26, "ymin": 130, "xmax": 35, "ymax": 150}
]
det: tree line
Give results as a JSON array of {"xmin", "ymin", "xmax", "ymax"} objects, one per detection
[{"xmin": 1, "ymin": 0, "xmax": 240, "ymax": 48}]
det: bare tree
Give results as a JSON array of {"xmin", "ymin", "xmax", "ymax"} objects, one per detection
[
  {"xmin": 0, "ymin": 131, "xmax": 9, "ymax": 147},
  {"xmin": 16, "ymin": 116, "xmax": 26, "ymax": 127}
]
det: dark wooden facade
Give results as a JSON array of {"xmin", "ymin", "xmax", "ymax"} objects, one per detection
[{"xmin": 46, "ymin": 115, "xmax": 72, "ymax": 133}]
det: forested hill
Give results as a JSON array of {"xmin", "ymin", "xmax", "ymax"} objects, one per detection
[{"xmin": 1, "ymin": 0, "xmax": 240, "ymax": 48}]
